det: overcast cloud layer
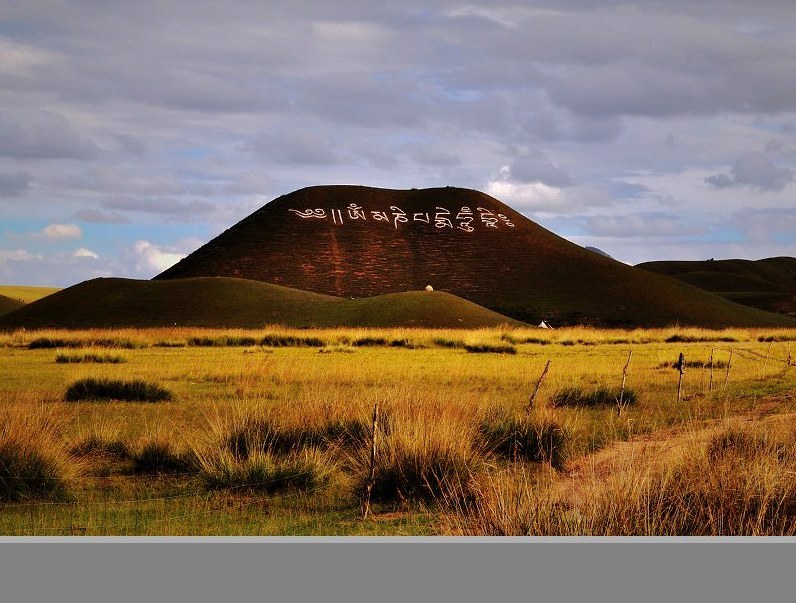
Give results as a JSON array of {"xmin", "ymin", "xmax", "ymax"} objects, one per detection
[{"xmin": 1, "ymin": 0, "xmax": 795, "ymax": 286}]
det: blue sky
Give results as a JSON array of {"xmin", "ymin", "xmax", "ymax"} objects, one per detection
[{"xmin": 1, "ymin": 0, "xmax": 795, "ymax": 286}]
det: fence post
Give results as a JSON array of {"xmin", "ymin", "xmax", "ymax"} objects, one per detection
[
  {"xmin": 526, "ymin": 360, "xmax": 551, "ymax": 415},
  {"xmin": 362, "ymin": 402, "xmax": 379, "ymax": 519},
  {"xmin": 724, "ymin": 348, "xmax": 733, "ymax": 389},
  {"xmin": 677, "ymin": 352, "xmax": 685, "ymax": 403},
  {"xmin": 618, "ymin": 350, "xmax": 632, "ymax": 416},
  {"xmin": 708, "ymin": 348, "xmax": 714, "ymax": 395}
]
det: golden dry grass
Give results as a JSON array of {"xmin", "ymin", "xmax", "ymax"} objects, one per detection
[{"xmin": 0, "ymin": 325, "xmax": 794, "ymax": 534}]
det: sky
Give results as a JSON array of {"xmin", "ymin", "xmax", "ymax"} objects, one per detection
[{"xmin": 1, "ymin": 0, "xmax": 795, "ymax": 287}]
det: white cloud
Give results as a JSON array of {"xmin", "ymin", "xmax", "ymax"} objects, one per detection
[
  {"xmin": 133, "ymin": 240, "xmax": 186, "ymax": 274},
  {"xmin": 0, "ymin": 248, "xmax": 41, "ymax": 263},
  {"xmin": 42, "ymin": 223, "xmax": 82, "ymax": 239},
  {"xmin": 73, "ymin": 247, "xmax": 99, "ymax": 259}
]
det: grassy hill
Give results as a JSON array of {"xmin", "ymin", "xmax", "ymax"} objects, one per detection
[
  {"xmin": 155, "ymin": 185, "xmax": 795, "ymax": 328},
  {"xmin": 0, "ymin": 294, "xmax": 24, "ymax": 317},
  {"xmin": 0, "ymin": 285, "xmax": 61, "ymax": 303},
  {"xmin": 0, "ymin": 277, "xmax": 525, "ymax": 330},
  {"xmin": 638, "ymin": 257, "xmax": 796, "ymax": 317}
]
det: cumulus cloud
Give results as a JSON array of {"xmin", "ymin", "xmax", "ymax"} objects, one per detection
[
  {"xmin": 42, "ymin": 224, "xmax": 82, "ymax": 239},
  {"xmin": 133, "ymin": 240, "xmax": 186, "ymax": 274},
  {"xmin": 73, "ymin": 247, "xmax": 99, "ymax": 259},
  {"xmin": 705, "ymin": 152, "xmax": 795, "ymax": 192}
]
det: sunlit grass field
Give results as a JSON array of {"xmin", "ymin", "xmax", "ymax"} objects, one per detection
[{"xmin": 1, "ymin": 325, "xmax": 795, "ymax": 535}]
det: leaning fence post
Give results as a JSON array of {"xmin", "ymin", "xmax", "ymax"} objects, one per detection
[
  {"xmin": 708, "ymin": 348, "xmax": 714, "ymax": 394},
  {"xmin": 724, "ymin": 348, "xmax": 733, "ymax": 389},
  {"xmin": 618, "ymin": 350, "xmax": 632, "ymax": 415},
  {"xmin": 677, "ymin": 352, "xmax": 685, "ymax": 403},
  {"xmin": 362, "ymin": 402, "xmax": 379, "ymax": 519},
  {"xmin": 526, "ymin": 360, "xmax": 551, "ymax": 415}
]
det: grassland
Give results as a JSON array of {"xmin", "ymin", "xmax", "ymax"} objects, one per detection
[
  {"xmin": 1, "ymin": 325, "xmax": 795, "ymax": 535},
  {"xmin": 0, "ymin": 284, "xmax": 60, "ymax": 304}
]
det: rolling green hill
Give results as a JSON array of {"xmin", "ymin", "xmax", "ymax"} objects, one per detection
[
  {"xmin": 155, "ymin": 185, "xmax": 795, "ymax": 328},
  {"xmin": 638, "ymin": 257, "xmax": 796, "ymax": 317},
  {"xmin": 0, "ymin": 294, "xmax": 25, "ymax": 317},
  {"xmin": 0, "ymin": 277, "xmax": 525, "ymax": 330},
  {"xmin": 0, "ymin": 285, "xmax": 61, "ymax": 303}
]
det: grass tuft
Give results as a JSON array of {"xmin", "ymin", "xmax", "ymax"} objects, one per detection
[
  {"xmin": 56, "ymin": 352, "xmax": 127, "ymax": 364},
  {"xmin": 464, "ymin": 343, "xmax": 517, "ymax": 355},
  {"xmin": 0, "ymin": 404, "xmax": 82, "ymax": 501},
  {"xmin": 132, "ymin": 436, "xmax": 197, "ymax": 474},
  {"xmin": 65, "ymin": 378, "xmax": 173, "ymax": 402},
  {"xmin": 479, "ymin": 409, "xmax": 569, "ymax": 468},
  {"xmin": 551, "ymin": 386, "xmax": 636, "ymax": 408}
]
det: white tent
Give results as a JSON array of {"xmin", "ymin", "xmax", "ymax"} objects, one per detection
[{"xmin": 538, "ymin": 320, "xmax": 553, "ymax": 329}]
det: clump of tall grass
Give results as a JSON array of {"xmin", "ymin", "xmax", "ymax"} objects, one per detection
[
  {"xmin": 0, "ymin": 404, "xmax": 82, "ymax": 501},
  {"xmin": 351, "ymin": 404, "xmax": 483, "ymax": 503},
  {"xmin": 65, "ymin": 378, "xmax": 173, "ymax": 402},
  {"xmin": 225, "ymin": 415, "xmax": 372, "ymax": 456},
  {"xmin": 132, "ymin": 434, "xmax": 198, "ymax": 474},
  {"xmin": 259, "ymin": 334, "xmax": 326, "ymax": 347},
  {"xmin": 500, "ymin": 334, "xmax": 551, "ymax": 345},
  {"xmin": 479, "ymin": 409, "xmax": 569, "ymax": 469},
  {"xmin": 464, "ymin": 343, "xmax": 517, "ymax": 355},
  {"xmin": 665, "ymin": 334, "xmax": 738, "ymax": 343},
  {"xmin": 56, "ymin": 352, "xmax": 127, "ymax": 364},
  {"xmin": 29, "ymin": 337, "xmax": 145, "ymax": 349},
  {"xmin": 551, "ymin": 386, "xmax": 636, "ymax": 408},
  {"xmin": 68, "ymin": 420, "xmax": 130, "ymax": 458},
  {"xmin": 199, "ymin": 447, "xmax": 336, "ymax": 493}
]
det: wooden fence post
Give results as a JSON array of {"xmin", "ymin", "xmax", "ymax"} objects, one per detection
[
  {"xmin": 618, "ymin": 350, "xmax": 632, "ymax": 415},
  {"xmin": 362, "ymin": 402, "xmax": 379, "ymax": 519},
  {"xmin": 724, "ymin": 348, "xmax": 733, "ymax": 389},
  {"xmin": 708, "ymin": 348, "xmax": 714, "ymax": 395},
  {"xmin": 526, "ymin": 360, "xmax": 551, "ymax": 415},
  {"xmin": 677, "ymin": 352, "xmax": 685, "ymax": 403}
]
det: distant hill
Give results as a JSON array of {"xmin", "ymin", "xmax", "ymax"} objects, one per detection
[
  {"xmin": 0, "ymin": 294, "xmax": 24, "ymax": 317},
  {"xmin": 0, "ymin": 277, "xmax": 525, "ymax": 330},
  {"xmin": 0, "ymin": 285, "xmax": 60, "ymax": 303},
  {"xmin": 155, "ymin": 185, "xmax": 794, "ymax": 328},
  {"xmin": 638, "ymin": 257, "xmax": 796, "ymax": 318}
]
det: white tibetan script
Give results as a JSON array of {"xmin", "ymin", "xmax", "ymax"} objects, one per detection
[{"xmin": 288, "ymin": 204, "xmax": 515, "ymax": 231}]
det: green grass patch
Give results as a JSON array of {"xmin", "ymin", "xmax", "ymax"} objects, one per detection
[{"xmin": 65, "ymin": 378, "xmax": 173, "ymax": 402}]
